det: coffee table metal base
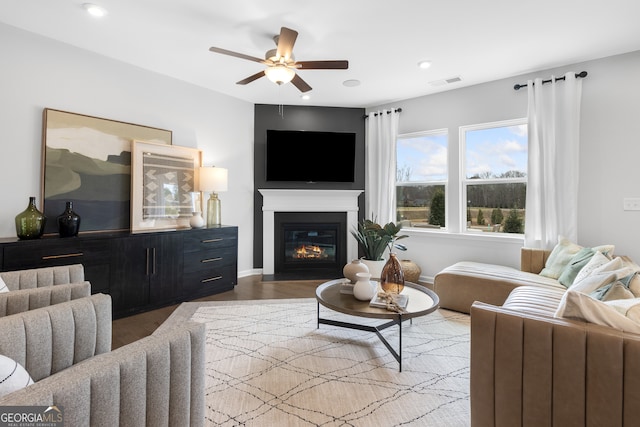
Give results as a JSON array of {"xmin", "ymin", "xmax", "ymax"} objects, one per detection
[{"xmin": 317, "ymin": 302, "xmax": 410, "ymax": 372}]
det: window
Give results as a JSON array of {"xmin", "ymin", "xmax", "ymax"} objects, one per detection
[
  {"xmin": 395, "ymin": 129, "xmax": 448, "ymax": 228},
  {"xmin": 461, "ymin": 119, "xmax": 527, "ymax": 234}
]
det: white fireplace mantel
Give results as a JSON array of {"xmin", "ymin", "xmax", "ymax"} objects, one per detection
[{"xmin": 259, "ymin": 189, "xmax": 363, "ymax": 275}]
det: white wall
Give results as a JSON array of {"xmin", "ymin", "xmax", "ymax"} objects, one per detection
[
  {"xmin": 0, "ymin": 23, "xmax": 256, "ymax": 276},
  {"xmin": 370, "ymin": 51, "xmax": 640, "ymax": 281}
]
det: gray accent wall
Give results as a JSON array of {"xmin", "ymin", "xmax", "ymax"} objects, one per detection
[{"xmin": 253, "ymin": 104, "xmax": 365, "ymax": 268}]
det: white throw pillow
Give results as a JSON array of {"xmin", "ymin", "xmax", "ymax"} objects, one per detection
[
  {"xmin": 0, "ymin": 276, "xmax": 8, "ymax": 293},
  {"xmin": 554, "ymin": 290, "xmax": 640, "ymax": 334},
  {"xmin": 573, "ymin": 251, "xmax": 610, "ymax": 284},
  {"xmin": 606, "ymin": 298, "xmax": 640, "ymax": 324},
  {"xmin": 0, "ymin": 354, "xmax": 34, "ymax": 397}
]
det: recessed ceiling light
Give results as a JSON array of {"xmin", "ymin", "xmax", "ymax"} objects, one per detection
[
  {"xmin": 343, "ymin": 79, "xmax": 360, "ymax": 87},
  {"xmin": 418, "ymin": 60, "xmax": 432, "ymax": 70},
  {"xmin": 83, "ymin": 3, "xmax": 107, "ymax": 17},
  {"xmin": 300, "ymin": 94, "xmax": 310, "ymax": 100}
]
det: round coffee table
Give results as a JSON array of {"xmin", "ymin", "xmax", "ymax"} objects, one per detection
[{"xmin": 315, "ymin": 279, "xmax": 439, "ymax": 371}]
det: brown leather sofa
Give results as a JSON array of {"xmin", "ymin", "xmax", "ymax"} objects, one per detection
[{"xmin": 447, "ymin": 249, "xmax": 640, "ymax": 427}]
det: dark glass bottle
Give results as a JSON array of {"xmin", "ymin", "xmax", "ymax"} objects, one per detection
[
  {"xmin": 15, "ymin": 196, "xmax": 47, "ymax": 240},
  {"xmin": 380, "ymin": 252, "xmax": 405, "ymax": 294},
  {"xmin": 57, "ymin": 201, "xmax": 81, "ymax": 237}
]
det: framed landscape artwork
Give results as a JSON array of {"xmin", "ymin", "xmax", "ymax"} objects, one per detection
[
  {"xmin": 42, "ymin": 109, "xmax": 172, "ymax": 234},
  {"xmin": 130, "ymin": 140, "xmax": 202, "ymax": 233}
]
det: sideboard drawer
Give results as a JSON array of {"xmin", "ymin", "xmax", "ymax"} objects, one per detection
[{"xmin": 183, "ymin": 228, "xmax": 237, "ymax": 253}]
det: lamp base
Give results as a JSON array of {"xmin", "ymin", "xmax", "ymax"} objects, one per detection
[{"xmin": 207, "ymin": 193, "xmax": 221, "ymax": 226}]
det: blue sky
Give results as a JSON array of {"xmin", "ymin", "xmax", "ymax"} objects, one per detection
[
  {"xmin": 397, "ymin": 124, "xmax": 527, "ymax": 182},
  {"xmin": 464, "ymin": 124, "xmax": 528, "ymax": 178},
  {"xmin": 397, "ymin": 131, "xmax": 448, "ymax": 182}
]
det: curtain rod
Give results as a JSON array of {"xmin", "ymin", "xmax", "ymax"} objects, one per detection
[
  {"xmin": 513, "ymin": 71, "xmax": 587, "ymax": 91},
  {"xmin": 363, "ymin": 108, "xmax": 402, "ymax": 119}
]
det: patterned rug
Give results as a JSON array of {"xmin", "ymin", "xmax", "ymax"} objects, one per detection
[{"xmin": 188, "ymin": 299, "xmax": 470, "ymax": 426}]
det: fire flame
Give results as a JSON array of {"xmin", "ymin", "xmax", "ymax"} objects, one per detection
[{"xmin": 293, "ymin": 245, "xmax": 325, "ymax": 259}]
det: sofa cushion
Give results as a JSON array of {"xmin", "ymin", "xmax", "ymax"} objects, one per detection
[
  {"xmin": 502, "ymin": 285, "xmax": 565, "ymax": 316},
  {"xmin": 434, "ymin": 261, "xmax": 564, "ymax": 313}
]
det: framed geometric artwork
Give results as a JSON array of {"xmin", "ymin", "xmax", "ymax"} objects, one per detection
[
  {"xmin": 130, "ymin": 140, "xmax": 202, "ymax": 233},
  {"xmin": 41, "ymin": 108, "xmax": 172, "ymax": 234}
]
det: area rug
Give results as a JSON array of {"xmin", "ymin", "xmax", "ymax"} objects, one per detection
[{"xmin": 185, "ymin": 298, "xmax": 470, "ymax": 426}]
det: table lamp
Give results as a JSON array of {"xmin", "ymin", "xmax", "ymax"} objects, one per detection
[{"xmin": 199, "ymin": 166, "xmax": 228, "ymax": 226}]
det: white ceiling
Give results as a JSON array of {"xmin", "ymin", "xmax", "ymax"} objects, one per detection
[{"xmin": 2, "ymin": 0, "xmax": 640, "ymax": 108}]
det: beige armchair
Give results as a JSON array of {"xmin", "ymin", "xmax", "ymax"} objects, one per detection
[{"xmin": 0, "ymin": 293, "xmax": 205, "ymax": 426}]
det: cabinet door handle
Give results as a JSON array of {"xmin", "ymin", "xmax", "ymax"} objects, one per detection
[
  {"xmin": 146, "ymin": 248, "xmax": 150, "ymax": 275},
  {"xmin": 202, "ymin": 276, "xmax": 222, "ymax": 283},
  {"xmin": 202, "ymin": 238, "xmax": 223, "ymax": 243},
  {"xmin": 42, "ymin": 252, "xmax": 84, "ymax": 260},
  {"xmin": 201, "ymin": 257, "xmax": 222, "ymax": 263},
  {"xmin": 152, "ymin": 247, "xmax": 157, "ymax": 275}
]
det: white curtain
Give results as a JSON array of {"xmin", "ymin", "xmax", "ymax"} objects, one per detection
[
  {"xmin": 365, "ymin": 109, "xmax": 401, "ymax": 224},
  {"xmin": 524, "ymin": 72, "xmax": 583, "ymax": 249}
]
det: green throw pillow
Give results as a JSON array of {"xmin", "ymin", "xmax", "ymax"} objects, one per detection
[
  {"xmin": 539, "ymin": 237, "xmax": 582, "ymax": 279},
  {"xmin": 558, "ymin": 247, "xmax": 596, "ymax": 288}
]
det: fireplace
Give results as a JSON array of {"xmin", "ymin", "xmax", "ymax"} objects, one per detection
[
  {"xmin": 259, "ymin": 189, "xmax": 363, "ymax": 279},
  {"xmin": 274, "ymin": 212, "xmax": 346, "ymax": 279}
]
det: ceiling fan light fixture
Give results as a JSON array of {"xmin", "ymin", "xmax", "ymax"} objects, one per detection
[
  {"xmin": 83, "ymin": 3, "xmax": 107, "ymax": 17},
  {"xmin": 265, "ymin": 65, "xmax": 295, "ymax": 85}
]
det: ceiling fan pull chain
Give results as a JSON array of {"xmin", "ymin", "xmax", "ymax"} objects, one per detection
[{"xmin": 278, "ymin": 86, "xmax": 285, "ymax": 118}]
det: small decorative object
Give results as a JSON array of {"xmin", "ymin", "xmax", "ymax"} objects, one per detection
[
  {"xmin": 189, "ymin": 212, "xmax": 205, "ymax": 228},
  {"xmin": 15, "ymin": 196, "xmax": 46, "ymax": 240},
  {"xmin": 381, "ymin": 252, "xmax": 405, "ymax": 294},
  {"xmin": 353, "ymin": 272, "xmax": 375, "ymax": 301},
  {"xmin": 343, "ymin": 259, "xmax": 369, "ymax": 283},
  {"xmin": 400, "ymin": 259, "xmax": 421, "ymax": 283},
  {"xmin": 57, "ymin": 201, "xmax": 81, "ymax": 237},
  {"xmin": 370, "ymin": 291, "xmax": 409, "ymax": 312}
]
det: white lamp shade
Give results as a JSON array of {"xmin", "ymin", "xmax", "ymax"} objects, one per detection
[
  {"xmin": 199, "ymin": 167, "xmax": 228, "ymax": 192},
  {"xmin": 265, "ymin": 65, "xmax": 295, "ymax": 85}
]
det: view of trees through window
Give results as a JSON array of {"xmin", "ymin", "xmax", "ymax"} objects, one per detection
[
  {"xmin": 463, "ymin": 120, "xmax": 528, "ymax": 234},
  {"xmin": 396, "ymin": 130, "xmax": 447, "ymax": 227}
]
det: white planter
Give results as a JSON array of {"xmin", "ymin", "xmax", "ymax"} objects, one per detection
[{"xmin": 360, "ymin": 259, "xmax": 386, "ymax": 280}]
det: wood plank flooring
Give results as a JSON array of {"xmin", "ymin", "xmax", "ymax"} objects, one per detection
[{"xmin": 111, "ymin": 275, "xmax": 323, "ymax": 349}]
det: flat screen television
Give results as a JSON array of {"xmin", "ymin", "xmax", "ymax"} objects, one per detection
[{"xmin": 265, "ymin": 129, "xmax": 356, "ymax": 182}]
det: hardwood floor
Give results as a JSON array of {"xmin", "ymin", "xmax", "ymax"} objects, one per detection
[{"xmin": 111, "ymin": 275, "xmax": 323, "ymax": 349}]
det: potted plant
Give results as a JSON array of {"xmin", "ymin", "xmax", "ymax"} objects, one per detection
[{"xmin": 351, "ymin": 217, "xmax": 408, "ymax": 278}]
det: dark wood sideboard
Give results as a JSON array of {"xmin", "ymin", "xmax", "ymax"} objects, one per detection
[{"xmin": 0, "ymin": 226, "xmax": 238, "ymax": 318}]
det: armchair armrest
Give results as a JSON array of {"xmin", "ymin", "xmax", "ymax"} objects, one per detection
[
  {"xmin": 0, "ymin": 281, "xmax": 91, "ymax": 317},
  {"xmin": 470, "ymin": 301, "xmax": 640, "ymax": 427},
  {"xmin": 0, "ymin": 321, "xmax": 206, "ymax": 427}
]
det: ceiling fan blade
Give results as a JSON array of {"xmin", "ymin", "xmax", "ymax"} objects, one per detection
[
  {"xmin": 209, "ymin": 46, "xmax": 269, "ymax": 64},
  {"xmin": 276, "ymin": 27, "xmax": 298, "ymax": 61},
  {"xmin": 291, "ymin": 74, "xmax": 312, "ymax": 93},
  {"xmin": 236, "ymin": 70, "xmax": 265, "ymax": 85},
  {"xmin": 295, "ymin": 60, "xmax": 349, "ymax": 70}
]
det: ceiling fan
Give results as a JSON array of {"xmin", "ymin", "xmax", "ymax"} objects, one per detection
[{"xmin": 209, "ymin": 27, "xmax": 348, "ymax": 93}]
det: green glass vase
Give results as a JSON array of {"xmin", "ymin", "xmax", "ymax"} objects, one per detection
[{"xmin": 15, "ymin": 196, "xmax": 47, "ymax": 240}]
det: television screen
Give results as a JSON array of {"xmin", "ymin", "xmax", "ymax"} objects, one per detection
[{"xmin": 266, "ymin": 130, "xmax": 356, "ymax": 182}]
